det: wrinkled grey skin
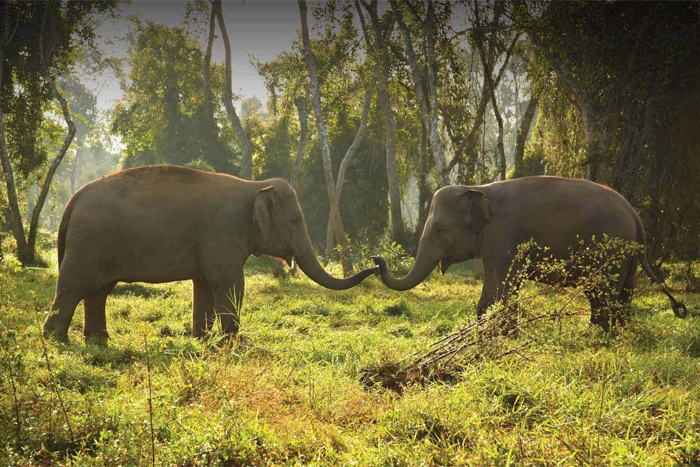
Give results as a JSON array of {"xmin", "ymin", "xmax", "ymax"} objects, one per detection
[
  {"xmin": 44, "ymin": 165, "xmax": 377, "ymax": 340},
  {"xmin": 373, "ymin": 176, "xmax": 687, "ymax": 330}
]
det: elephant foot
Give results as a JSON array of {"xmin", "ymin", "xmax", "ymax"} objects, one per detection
[
  {"xmin": 84, "ymin": 329, "xmax": 110, "ymax": 341},
  {"xmin": 43, "ymin": 314, "xmax": 70, "ymax": 341},
  {"xmin": 590, "ymin": 313, "xmax": 612, "ymax": 333}
]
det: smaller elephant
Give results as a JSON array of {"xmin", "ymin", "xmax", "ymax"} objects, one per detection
[
  {"xmin": 372, "ymin": 176, "xmax": 687, "ymax": 330},
  {"xmin": 43, "ymin": 165, "xmax": 377, "ymax": 340}
]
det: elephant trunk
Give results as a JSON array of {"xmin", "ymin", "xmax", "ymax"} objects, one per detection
[
  {"xmin": 294, "ymin": 236, "xmax": 376, "ymax": 290},
  {"xmin": 371, "ymin": 243, "xmax": 440, "ymax": 291}
]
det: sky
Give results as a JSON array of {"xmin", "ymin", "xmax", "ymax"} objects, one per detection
[{"xmin": 90, "ymin": 0, "xmax": 305, "ymax": 110}]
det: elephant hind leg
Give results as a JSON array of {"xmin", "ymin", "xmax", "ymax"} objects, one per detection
[
  {"xmin": 588, "ymin": 258, "xmax": 636, "ymax": 332},
  {"xmin": 83, "ymin": 281, "xmax": 117, "ymax": 339},
  {"xmin": 44, "ymin": 288, "xmax": 84, "ymax": 339},
  {"xmin": 213, "ymin": 279, "xmax": 244, "ymax": 336},
  {"xmin": 192, "ymin": 279, "xmax": 215, "ymax": 338}
]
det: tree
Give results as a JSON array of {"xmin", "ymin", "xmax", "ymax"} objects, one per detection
[
  {"xmin": 112, "ymin": 20, "xmax": 234, "ymax": 172},
  {"xmin": 298, "ymin": 0, "xmax": 353, "ymax": 276},
  {"xmin": 356, "ymin": 0, "xmax": 404, "ymax": 242},
  {"xmin": 521, "ymin": 1, "xmax": 700, "ymax": 264},
  {"xmin": 212, "ymin": 0, "xmax": 254, "ymax": 180},
  {"xmin": 0, "ymin": 0, "xmax": 117, "ymax": 265},
  {"xmin": 390, "ymin": 0, "xmax": 448, "ymax": 187}
]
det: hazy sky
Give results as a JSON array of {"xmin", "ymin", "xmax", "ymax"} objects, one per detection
[{"xmin": 91, "ymin": 0, "xmax": 305, "ymax": 110}]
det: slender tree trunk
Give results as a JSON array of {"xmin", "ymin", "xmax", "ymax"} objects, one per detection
[
  {"xmin": 324, "ymin": 79, "xmax": 376, "ymax": 256},
  {"xmin": 424, "ymin": 0, "xmax": 448, "ymax": 186},
  {"xmin": 0, "ymin": 94, "xmax": 28, "ymax": 260},
  {"xmin": 417, "ymin": 125, "xmax": 429, "ymax": 243},
  {"xmin": 513, "ymin": 96, "xmax": 537, "ymax": 177},
  {"xmin": 29, "ymin": 23, "xmax": 77, "ymax": 264},
  {"xmin": 298, "ymin": 0, "xmax": 352, "ymax": 277},
  {"xmin": 213, "ymin": 0, "xmax": 253, "ymax": 180},
  {"xmin": 290, "ymin": 97, "xmax": 308, "ymax": 192},
  {"xmin": 445, "ymin": 3, "xmax": 512, "ymax": 176},
  {"xmin": 203, "ymin": 6, "xmax": 216, "ymax": 124},
  {"xmin": 0, "ymin": 12, "xmax": 30, "ymax": 262},
  {"xmin": 356, "ymin": 0, "xmax": 404, "ymax": 240},
  {"xmin": 1, "ymin": 12, "xmax": 79, "ymax": 265},
  {"xmin": 390, "ymin": 0, "xmax": 448, "ymax": 187}
]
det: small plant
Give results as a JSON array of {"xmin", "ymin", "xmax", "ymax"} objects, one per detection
[
  {"xmin": 404, "ymin": 236, "xmax": 645, "ymax": 374},
  {"xmin": 0, "ymin": 323, "xmax": 24, "ymax": 447}
]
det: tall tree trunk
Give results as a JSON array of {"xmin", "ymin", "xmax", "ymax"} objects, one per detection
[
  {"xmin": 0, "ymin": 11, "xmax": 30, "ymax": 262},
  {"xmin": 298, "ymin": 0, "xmax": 352, "ymax": 277},
  {"xmin": 417, "ymin": 125, "xmax": 429, "ymax": 243},
  {"xmin": 356, "ymin": 0, "xmax": 404, "ymax": 240},
  {"xmin": 213, "ymin": 0, "xmax": 254, "ymax": 180},
  {"xmin": 473, "ymin": 4, "xmax": 515, "ymax": 181},
  {"xmin": 390, "ymin": 0, "xmax": 448, "ymax": 187},
  {"xmin": 0, "ymin": 87, "xmax": 28, "ymax": 261},
  {"xmin": 28, "ymin": 17, "xmax": 77, "ymax": 264},
  {"xmin": 290, "ymin": 97, "xmax": 307, "ymax": 192},
  {"xmin": 513, "ymin": 96, "xmax": 537, "ymax": 177},
  {"xmin": 424, "ymin": 0, "xmax": 448, "ymax": 185},
  {"xmin": 203, "ymin": 6, "xmax": 216, "ymax": 125},
  {"xmin": 324, "ymin": 79, "xmax": 376, "ymax": 256}
]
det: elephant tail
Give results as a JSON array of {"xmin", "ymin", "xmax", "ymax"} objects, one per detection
[
  {"xmin": 57, "ymin": 195, "xmax": 76, "ymax": 269},
  {"xmin": 634, "ymin": 211, "xmax": 687, "ymax": 318}
]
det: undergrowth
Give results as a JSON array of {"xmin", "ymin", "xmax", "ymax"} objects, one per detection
[{"xmin": 1, "ymin": 252, "xmax": 699, "ymax": 466}]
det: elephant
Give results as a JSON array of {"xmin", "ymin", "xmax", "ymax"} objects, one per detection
[
  {"xmin": 372, "ymin": 176, "xmax": 687, "ymax": 331},
  {"xmin": 43, "ymin": 165, "xmax": 377, "ymax": 340}
]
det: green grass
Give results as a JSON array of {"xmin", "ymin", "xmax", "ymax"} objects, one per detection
[{"xmin": 1, "ymin": 255, "xmax": 699, "ymax": 466}]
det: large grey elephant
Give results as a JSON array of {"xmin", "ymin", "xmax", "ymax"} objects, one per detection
[
  {"xmin": 43, "ymin": 165, "xmax": 377, "ymax": 340},
  {"xmin": 373, "ymin": 176, "xmax": 687, "ymax": 330}
]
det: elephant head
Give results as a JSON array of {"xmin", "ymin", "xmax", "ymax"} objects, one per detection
[
  {"xmin": 372, "ymin": 186, "xmax": 493, "ymax": 290},
  {"xmin": 253, "ymin": 180, "xmax": 376, "ymax": 289}
]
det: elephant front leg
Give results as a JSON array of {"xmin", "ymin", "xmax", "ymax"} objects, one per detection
[
  {"xmin": 476, "ymin": 260, "xmax": 514, "ymax": 318},
  {"xmin": 212, "ymin": 274, "xmax": 244, "ymax": 336},
  {"xmin": 476, "ymin": 260, "xmax": 521, "ymax": 335},
  {"xmin": 192, "ymin": 279, "xmax": 215, "ymax": 338}
]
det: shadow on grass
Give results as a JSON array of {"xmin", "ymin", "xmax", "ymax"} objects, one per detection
[{"xmin": 111, "ymin": 282, "xmax": 171, "ymax": 299}]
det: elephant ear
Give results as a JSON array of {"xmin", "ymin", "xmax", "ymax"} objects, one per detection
[
  {"xmin": 254, "ymin": 186, "xmax": 279, "ymax": 241},
  {"xmin": 460, "ymin": 189, "xmax": 494, "ymax": 234}
]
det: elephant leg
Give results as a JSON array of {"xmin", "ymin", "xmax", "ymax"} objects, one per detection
[
  {"xmin": 44, "ymin": 257, "xmax": 104, "ymax": 339},
  {"xmin": 44, "ymin": 287, "xmax": 84, "ymax": 339},
  {"xmin": 477, "ymin": 259, "xmax": 521, "ymax": 318},
  {"xmin": 613, "ymin": 258, "xmax": 637, "ymax": 328},
  {"xmin": 83, "ymin": 281, "xmax": 117, "ymax": 339},
  {"xmin": 192, "ymin": 279, "xmax": 215, "ymax": 338},
  {"xmin": 212, "ymin": 276, "xmax": 243, "ymax": 336},
  {"xmin": 587, "ymin": 293, "xmax": 612, "ymax": 332},
  {"xmin": 588, "ymin": 258, "xmax": 635, "ymax": 331},
  {"xmin": 268, "ymin": 256, "xmax": 287, "ymax": 278}
]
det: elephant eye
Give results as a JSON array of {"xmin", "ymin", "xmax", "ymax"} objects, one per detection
[
  {"xmin": 436, "ymin": 227, "xmax": 445, "ymax": 237},
  {"xmin": 291, "ymin": 218, "xmax": 301, "ymax": 225}
]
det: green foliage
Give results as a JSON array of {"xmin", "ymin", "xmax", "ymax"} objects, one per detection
[
  {"xmin": 524, "ymin": 1, "xmax": 700, "ymax": 263},
  {"xmin": 112, "ymin": 20, "xmax": 235, "ymax": 173},
  {"xmin": 0, "ymin": 1, "xmax": 118, "ymax": 178}
]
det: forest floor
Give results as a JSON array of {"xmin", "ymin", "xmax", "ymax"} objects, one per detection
[{"xmin": 1, "ymin": 251, "xmax": 699, "ymax": 466}]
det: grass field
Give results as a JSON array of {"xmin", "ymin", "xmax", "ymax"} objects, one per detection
[{"xmin": 1, "ymin": 252, "xmax": 699, "ymax": 466}]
